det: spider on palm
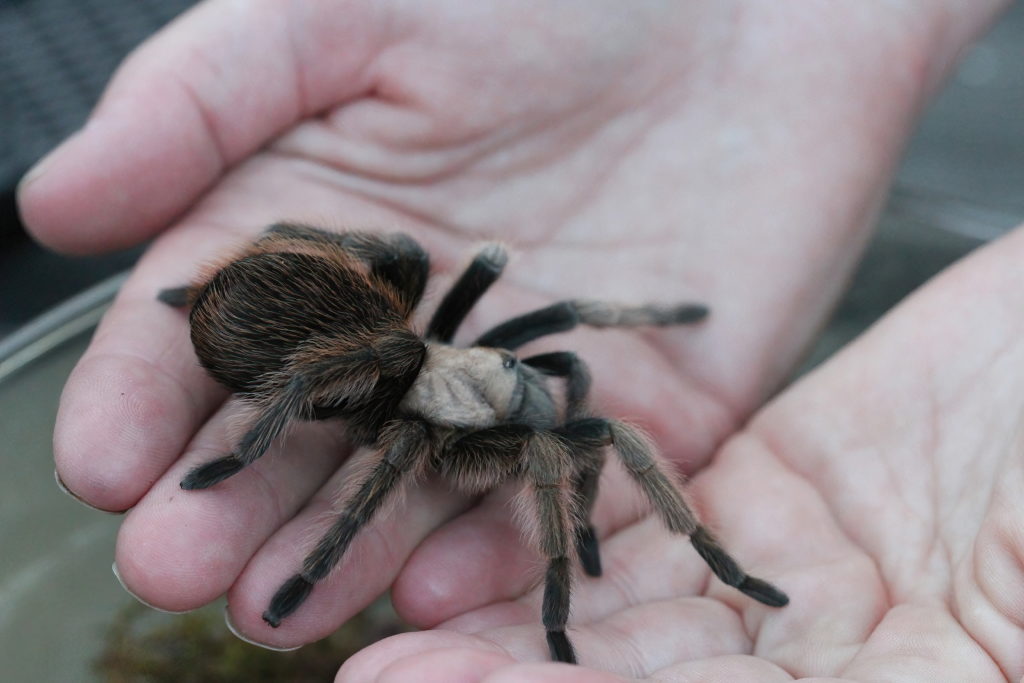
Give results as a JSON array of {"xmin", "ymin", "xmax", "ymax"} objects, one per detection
[{"xmin": 158, "ymin": 223, "xmax": 788, "ymax": 665}]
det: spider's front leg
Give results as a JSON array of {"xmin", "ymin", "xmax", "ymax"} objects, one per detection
[
  {"xmin": 263, "ymin": 418, "xmax": 433, "ymax": 627},
  {"xmin": 440, "ymin": 425, "xmax": 581, "ymax": 663},
  {"xmin": 475, "ymin": 299, "xmax": 709, "ymax": 351},
  {"xmin": 426, "ymin": 242, "xmax": 508, "ymax": 343}
]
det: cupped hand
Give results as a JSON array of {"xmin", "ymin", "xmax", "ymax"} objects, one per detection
[
  {"xmin": 340, "ymin": 225, "xmax": 1024, "ymax": 681},
  {"xmin": 18, "ymin": 0, "xmax": 1004, "ymax": 651}
]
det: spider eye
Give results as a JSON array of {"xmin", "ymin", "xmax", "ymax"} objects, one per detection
[{"xmin": 502, "ymin": 354, "xmax": 517, "ymax": 370}]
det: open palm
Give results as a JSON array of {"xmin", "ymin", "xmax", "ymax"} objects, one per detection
[
  {"xmin": 18, "ymin": 0, "xmax": 1006, "ymax": 656},
  {"xmin": 340, "ymin": 224, "xmax": 1024, "ymax": 682}
]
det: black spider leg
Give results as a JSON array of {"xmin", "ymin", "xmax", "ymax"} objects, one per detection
[
  {"xmin": 157, "ymin": 286, "xmax": 192, "ymax": 307},
  {"xmin": 180, "ymin": 375, "xmax": 309, "ymax": 490},
  {"xmin": 434, "ymin": 424, "xmax": 579, "ymax": 663},
  {"xmin": 524, "ymin": 352, "xmax": 603, "ymax": 576},
  {"xmin": 180, "ymin": 345, "xmax": 388, "ymax": 490},
  {"xmin": 259, "ymin": 223, "xmax": 431, "ymax": 313},
  {"xmin": 425, "ymin": 243, "xmax": 508, "ymax": 342},
  {"xmin": 263, "ymin": 419, "xmax": 432, "ymax": 627},
  {"xmin": 574, "ymin": 418, "xmax": 789, "ymax": 608},
  {"xmin": 523, "ymin": 430, "xmax": 579, "ymax": 664},
  {"xmin": 475, "ymin": 299, "xmax": 710, "ymax": 351}
]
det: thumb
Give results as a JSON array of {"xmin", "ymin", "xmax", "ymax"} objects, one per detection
[{"xmin": 17, "ymin": 0, "xmax": 389, "ymax": 254}]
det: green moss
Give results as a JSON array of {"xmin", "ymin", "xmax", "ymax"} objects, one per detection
[{"xmin": 94, "ymin": 599, "xmax": 407, "ymax": 682}]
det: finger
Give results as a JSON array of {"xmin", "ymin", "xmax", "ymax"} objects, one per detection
[
  {"xmin": 436, "ymin": 515, "xmax": 711, "ymax": 637},
  {"xmin": 648, "ymin": 654, "xmax": 794, "ymax": 682},
  {"xmin": 390, "ymin": 482, "xmax": 537, "ymax": 628},
  {"xmin": 225, "ymin": 468, "xmax": 472, "ymax": 649},
  {"xmin": 480, "ymin": 664, "xmax": 624, "ymax": 683},
  {"xmin": 376, "ymin": 648, "xmax": 517, "ymax": 683},
  {"xmin": 392, "ymin": 459, "xmax": 651, "ymax": 627},
  {"xmin": 337, "ymin": 631, "xmax": 512, "ymax": 683},
  {"xmin": 337, "ymin": 632, "xmax": 620, "ymax": 683},
  {"xmin": 112, "ymin": 400, "xmax": 347, "ymax": 611},
  {"xmin": 339, "ymin": 618, "xmax": 770, "ymax": 679},
  {"xmin": 479, "ymin": 597, "xmax": 749, "ymax": 676},
  {"xmin": 18, "ymin": 0, "xmax": 390, "ymax": 253},
  {"xmin": 381, "ymin": 651, "xmax": 625, "ymax": 683},
  {"xmin": 52, "ymin": 221, "xmax": 245, "ymax": 511},
  {"xmin": 359, "ymin": 597, "xmax": 749, "ymax": 678}
]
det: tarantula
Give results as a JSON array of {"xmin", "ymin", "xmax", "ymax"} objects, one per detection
[{"xmin": 158, "ymin": 224, "xmax": 787, "ymax": 664}]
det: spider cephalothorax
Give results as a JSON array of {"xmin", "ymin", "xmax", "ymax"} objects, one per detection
[{"xmin": 159, "ymin": 223, "xmax": 787, "ymax": 664}]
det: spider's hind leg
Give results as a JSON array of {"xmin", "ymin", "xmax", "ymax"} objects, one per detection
[
  {"xmin": 263, "ymin": 419, "xmax": 432, "ymax": 627},
  {"xmin": 259, "ymin": 223, "xmax": 431, "ymax": 313},
  {"xmin": 569, "ymin": 448, "xmax": 604, "ymax": 577},
  {"xmin": 157, "ymin": 285, "xmax": 197, "ymax": 308},
  {"xmin": 182, "ymin": 334, "xmax": 421, "ymax": 490}
]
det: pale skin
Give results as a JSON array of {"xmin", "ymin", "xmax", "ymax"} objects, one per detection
[
  {"xmin": 16, "ymin": 0, "xmax": 1016, "ymax": 678},
  {"xmin": 340, "ymin": 220, "xmax": 1024, "ymax": 682}
]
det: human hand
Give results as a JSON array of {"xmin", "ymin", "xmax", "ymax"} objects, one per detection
[
  {"xmin": 18, "ymin": 0, "xmax": 1007, "ymax": 651},
  {"xmin": 339, "ymin": 225, "xmax": 1024, "ymax": 681}
]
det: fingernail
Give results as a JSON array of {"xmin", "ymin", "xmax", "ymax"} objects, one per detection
[
  {"xmin": 111, "ymin": 562, "xmax": 193, "ymax": 614},
  {"xmin": 224, "ymin": 606, "xmax": 303, "ymax": 652},
  {"xmin": 18, "ymin": 152, "xmax": 55, "ymax": 191},
  {"xmin": 54, "ymin": 469, "xmax": 125, "ymax": 515},
  {"xmin": 17, "ymin": 124, "xmax": 93, "ymax": 193}
]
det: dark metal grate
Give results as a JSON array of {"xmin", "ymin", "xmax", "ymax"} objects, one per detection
[{"xmin": 0, "ymin": 0, "xmax": 198, "ymax": 189}]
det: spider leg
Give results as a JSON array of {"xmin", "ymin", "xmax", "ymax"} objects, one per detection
[
  {"xmin": 156, "ymin": 285, "xmax": 196, "ymax": 308},
  {"xmin": 181, "ymin": 336, "xmax": 419, "ymax": 490},
  {"xmin": 523, "ymin": 352, "xmax": 604, "ymax": 575},
  {"xmin": 438, "ymin": 424, "xmax": 581, "ymax": 663},
  {"xmin": 522, "ymin": 351, "xmax": 591, "ymax": 420},
  {"xmin": 437, "ymin": 423, "xmax": 534, "ymax": 492},
  {"xmin": 263, "ymin": 419, "xmax": 432, "ymax": 627},
  {"xmin": 475, "ymin": 299, "xmax": 709, "ymax": 351},
  {"xmin": 259, "ymin": 223, "xmax": 430, "ymax": 313},
  {"xmin": 180, "ymin": 375, "xmax": 309, "ymax": 490},
  {"xmin": 582, "ymin": 418, "xmax": 789, "ymax": 607},
  {"xmin": 520, "ymin": 431, "xmax": 580, "ymax": 664},
  {"xmin": 567, "ymin": 443, "xmax": 604, "ymax": 577},
  {"xmin": 426, "ymin": 243, "xmax": 508, "ymax": 342}
]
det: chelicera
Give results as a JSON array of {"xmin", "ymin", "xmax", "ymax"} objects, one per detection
[{"xmin": 159, "ymin": 223, "xmax": 787, "ymax": 664}]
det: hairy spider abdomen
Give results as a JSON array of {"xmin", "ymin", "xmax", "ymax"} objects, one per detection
[{"xmin": 190, "ymin": 250, "xmax": 409, "ymax": 392}]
